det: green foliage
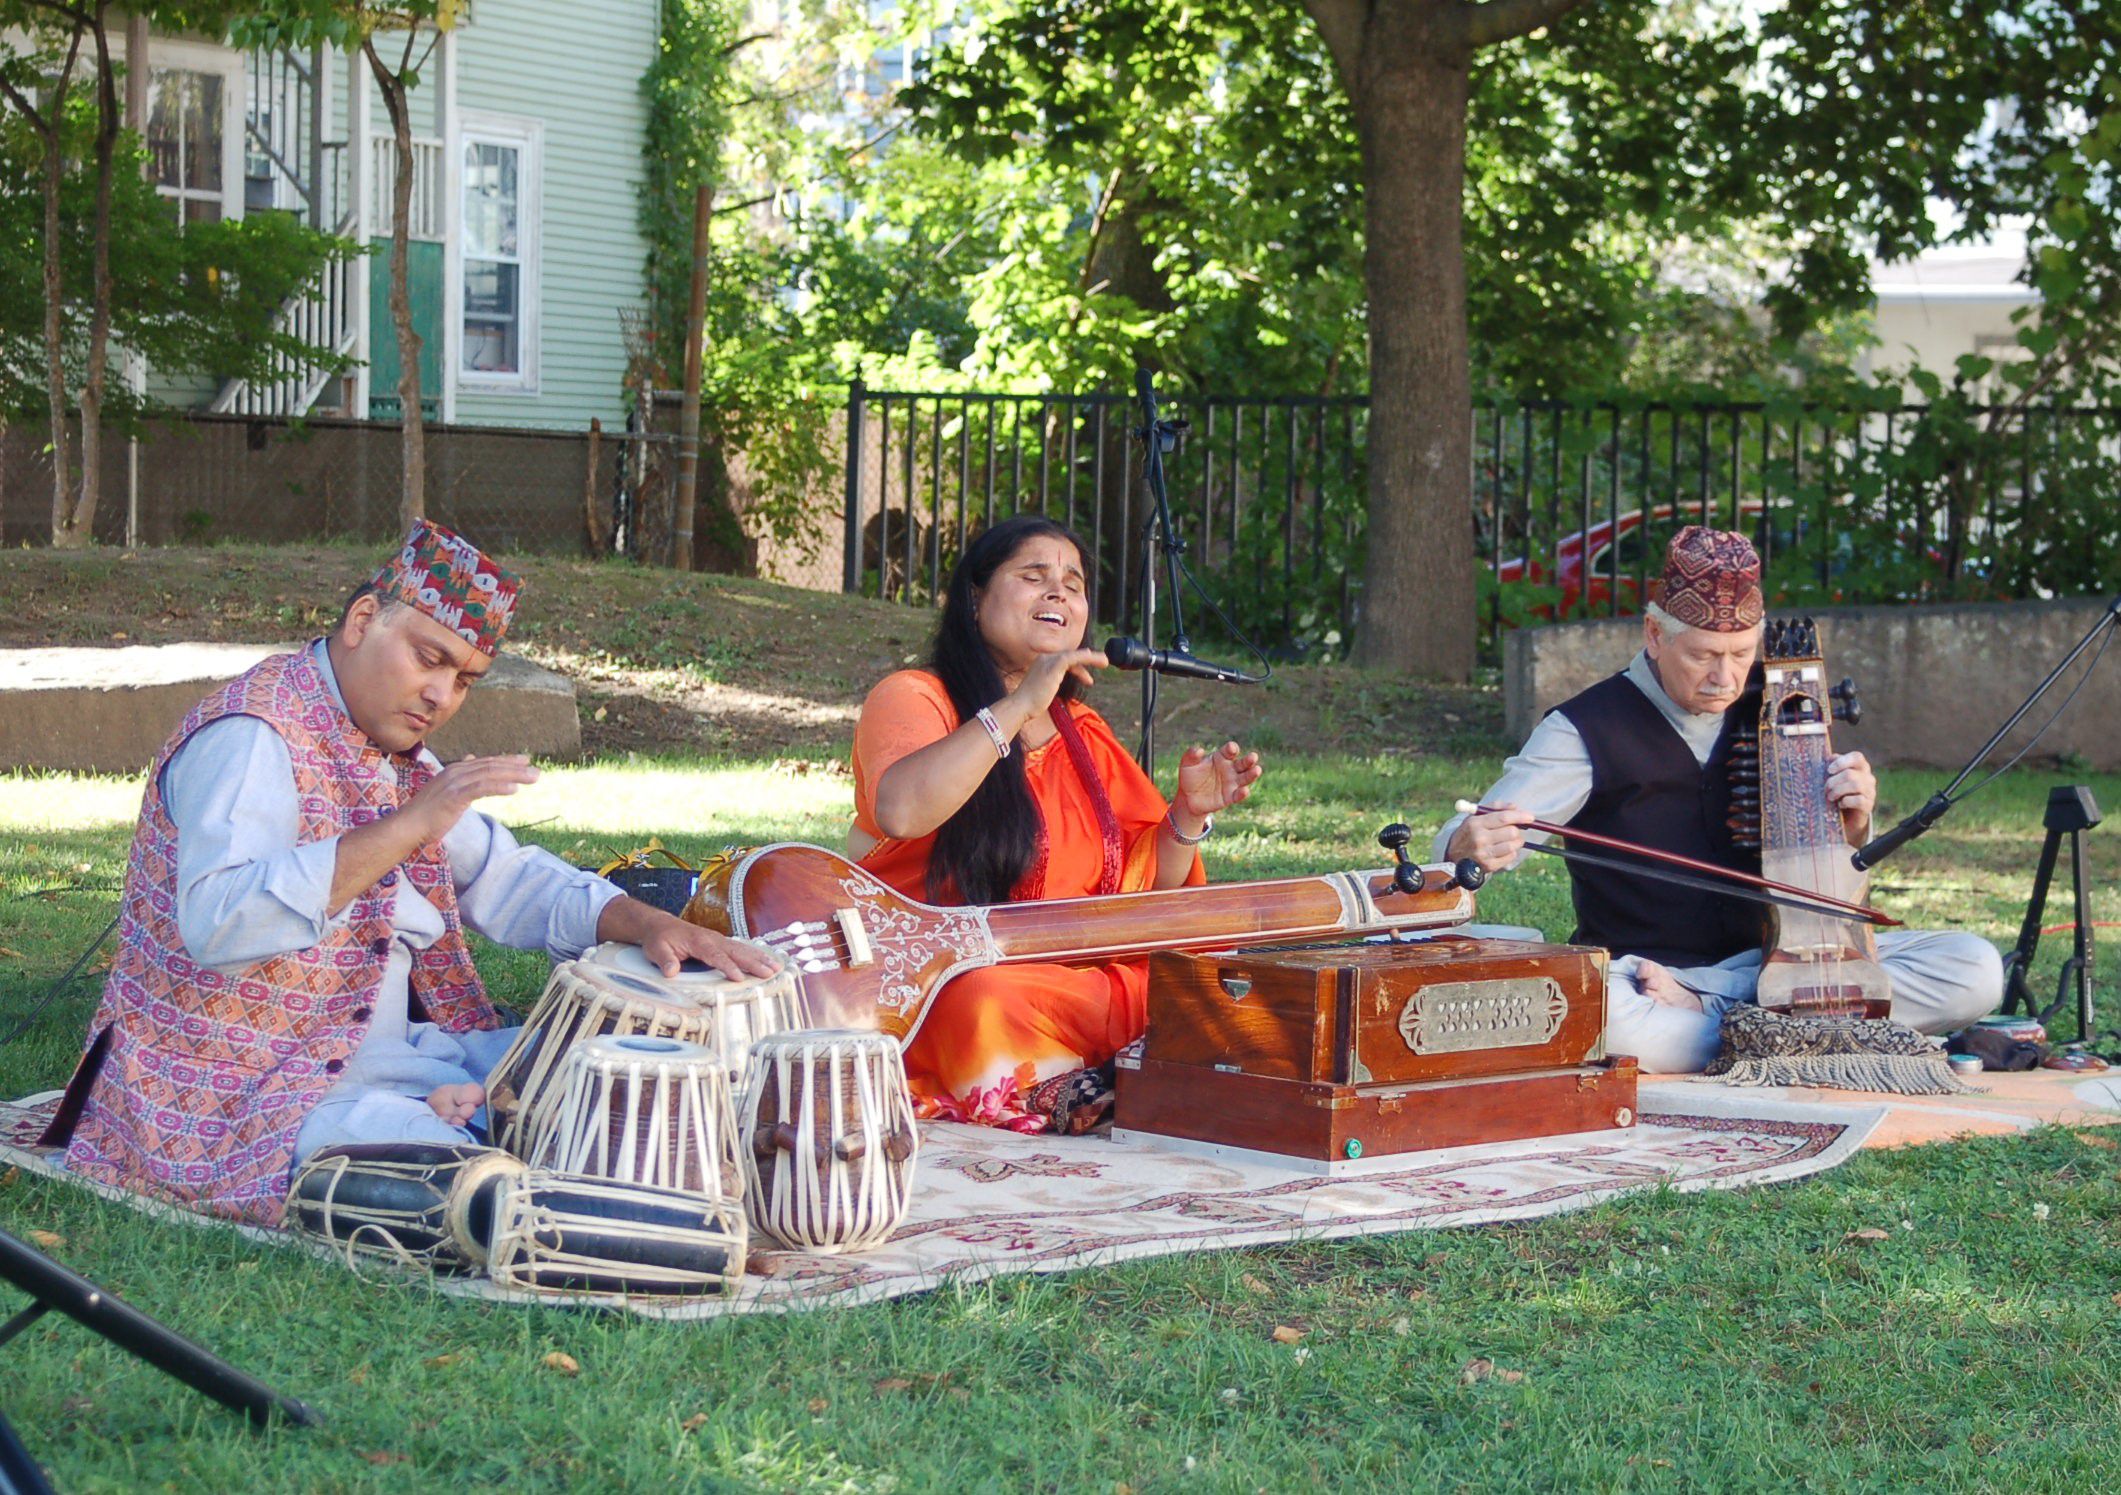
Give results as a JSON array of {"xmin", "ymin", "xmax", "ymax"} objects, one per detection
[{"xmin": 0, "ymin": 12, "xmax": 348, "ymax": 425}]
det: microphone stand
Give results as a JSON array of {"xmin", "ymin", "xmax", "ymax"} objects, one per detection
[
  {"xmin": 1129, "ymin": 369, "xmax": 1191, "ymax": 769},
  {"xmin": 1853, "ymin": 593, "xmax": 2121, "ymax": 870}
]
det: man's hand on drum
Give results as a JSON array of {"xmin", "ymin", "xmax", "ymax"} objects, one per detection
[
  {"xmin": 1446, "ymin": 802, "xmax": 1536, "ymax": 874},
  {"xmin": 1171, "ymin": 740, "xmax": 1263, "ymax": 830},
  {"xmin": 597, "ymin": 897, "xmax": 782, "ymax": 981},
  {"xmin": 1825, "ymin": 750, "xmax": 1877, "ymax": 846}
]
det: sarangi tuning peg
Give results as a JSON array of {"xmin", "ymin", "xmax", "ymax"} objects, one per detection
[{"xmin": 1830, "ymin": 677, "xmax": 1862, "ymax": 725}]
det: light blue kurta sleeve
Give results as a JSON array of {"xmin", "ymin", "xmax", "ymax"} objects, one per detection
[
  {"xmin": 163, "ymin": 715, "xmax": 343, "ymax": 969},
  {"xmin": 1430, "ymin": 711, "xmax": 1595, "ymax": 868},
  {"xmin": 441, "ymin": 802, "xmax": 623, "ymax": 961}
]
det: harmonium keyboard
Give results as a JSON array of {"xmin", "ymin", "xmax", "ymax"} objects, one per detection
[{"xmin": 1114, "ymin": 935, "xmax": 1636, "ymax": 1169}]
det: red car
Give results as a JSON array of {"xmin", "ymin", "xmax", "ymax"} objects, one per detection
[{"xmin": 1493, "ymin": 502, "xmax": 1772, "ymax": 619}]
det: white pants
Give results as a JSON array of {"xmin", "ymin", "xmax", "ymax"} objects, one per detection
[{"xmin": 1605, "ymin": 931, "xmax": 2005, "ymax": 1075}]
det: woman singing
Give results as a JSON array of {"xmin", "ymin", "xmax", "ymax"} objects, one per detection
[{"xmin": 848, "ymin": 515, "xmax": 1262, "ymax": 1132}]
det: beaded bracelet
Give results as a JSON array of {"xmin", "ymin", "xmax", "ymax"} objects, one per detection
[{"xmin": 974, "ymin": 706, "xmax": 1013, "ymax": 759}]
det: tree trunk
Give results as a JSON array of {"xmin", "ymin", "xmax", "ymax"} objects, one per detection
[
  {"xmin": 32, "ymin": 31, "xmax": 83, "ymax": 548},
  {"xmin": 367, "ymin": 42, "xmax": 426, "ymax": 529},
  {"xmin": 673, "ymin": 182, "xmax": 712, "ymax": 571},
  {"xmin": 59, "ymin": 7, "xmax": 122, "ymax": 551},
  {"xmin": 1349, "ymin": 6, "xmax": 1476, "ymax": 680}
]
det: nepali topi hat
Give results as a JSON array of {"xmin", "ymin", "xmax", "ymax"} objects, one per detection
[
  {"xmin": 370, "ymin": 519, "xmax": 522, "ymax": 656},
  {"xmin": 1656, "ymin": 525, "xmax": 1763, "ymax": 632}
]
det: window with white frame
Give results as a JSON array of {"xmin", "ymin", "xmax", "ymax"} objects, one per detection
[
  {"xmin": 147, "ymin": 69, "xmax": 227, "ymax": 225},
  {"xmin": 459, "ymin": 118, "xmax": 540, "ymax": 388}
]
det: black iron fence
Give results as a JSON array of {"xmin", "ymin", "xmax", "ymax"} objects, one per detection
[{"xmin": 840, "ymin": 384, "xmax": 2121, "ymax": 658}]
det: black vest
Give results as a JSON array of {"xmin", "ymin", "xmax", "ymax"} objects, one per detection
[{"xmin": 1552, "ymin": 670, "xmax": 1763, "ymax": 967}]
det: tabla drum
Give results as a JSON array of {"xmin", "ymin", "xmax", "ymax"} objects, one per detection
[
  {"xmin": 739, "ymin": 1028, "xmax": 920, "ymax": 1253},
  {"xmin": 520, "ymin": 1034, "xmax": 743, "ymax": 1201},
  {"xmin": 287, "ymin": 1141, "xmax": 527, "ymax": 1273},
  {"xmin": 583, "ymin": 941, "xmax": 805, "ymax": 1075},
  {"xmin": 484, "ymin": 1171, "xmax": 748, "ymax": 1299},
  {"xmin": 486, "ymin": 959, "xmax": 719, "ymax": 1155}
]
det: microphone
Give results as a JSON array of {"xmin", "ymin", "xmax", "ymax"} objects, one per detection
[
  {"xmin": 1850, "ymin": 792, "xmax": 1954, "ymax": 871},
  {"xmin": 1103, "ymin": 636, "xmax": 1256, "ymax": 685}
]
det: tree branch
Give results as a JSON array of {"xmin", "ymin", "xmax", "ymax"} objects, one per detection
[
  {"xmin": 1298, "ymin": 0, "xmax": 1365, "ymax": 95},
  {"xmin": 720, "ymin": 30, "xmax": 777, "ymax": 58},
  {"xmin": 1463, "ymin": 0, "xmax": 1594, "ymax": 50}
]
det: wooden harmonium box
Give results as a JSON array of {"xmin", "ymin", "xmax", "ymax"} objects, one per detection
[{"xmin": 1115, "ymin": 936, "xmax": 1636, "ymax": 1167}]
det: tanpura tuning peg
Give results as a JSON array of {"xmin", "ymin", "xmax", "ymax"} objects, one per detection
[
  {"xmin": 1830, "ymin": 677, "xmax": 1862, "ymax": 726},
  {"xmin": 1379, "ymin": 822, "xmax": 1426, "ymax": 895}
]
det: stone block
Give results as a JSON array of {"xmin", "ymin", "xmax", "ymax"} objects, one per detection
[{"xmin": 0, "ymin": 642, "xmax": 581, "ymax": 774}]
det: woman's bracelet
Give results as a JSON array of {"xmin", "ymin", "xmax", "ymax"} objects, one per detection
[
  {"xmin": 974, "ymin": 706, "xmax": 1013, "ymax": 760},
  {"xmin": 1165, "ymin": 808, "xmax": 1214, "ymax": 845}
]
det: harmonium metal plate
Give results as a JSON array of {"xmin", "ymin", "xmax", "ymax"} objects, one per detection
[{"xmin": 1114, "ymin": 936, "xmax": 1631, "ymax": 1165}]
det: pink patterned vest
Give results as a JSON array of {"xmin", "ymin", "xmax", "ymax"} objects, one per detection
[{"xmin": 48, "ymin": 645, "xmax": 498, "ymax": 1225}]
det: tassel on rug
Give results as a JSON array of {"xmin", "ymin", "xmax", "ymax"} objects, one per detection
[{"xmin": 1704, "ymin": 1005, "xmax": 1972, "ymax": 1097}]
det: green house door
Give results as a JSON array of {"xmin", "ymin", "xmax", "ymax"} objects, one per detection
[{"xmin": 367, "ymin": 238, "xmax": 444, "ymax": 421}]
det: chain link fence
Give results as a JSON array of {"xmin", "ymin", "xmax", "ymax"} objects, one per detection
[{"xmin": 2, "ymin": 412, "xmax": 671, "ymax": 555}]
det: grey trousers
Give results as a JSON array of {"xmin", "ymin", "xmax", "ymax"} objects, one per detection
[
  {"xmin": 1456, "ymin": 923, "xmax": 2004, "ymax": 1077},
  {"xmin": 1605, "ymin": 931, "xmax": 2005, "ymax": 1075}
]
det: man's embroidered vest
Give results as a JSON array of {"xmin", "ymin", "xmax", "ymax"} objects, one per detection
[{"xmin": 49, "ymin": 645, "xmax": 497, "ymax": 1225}]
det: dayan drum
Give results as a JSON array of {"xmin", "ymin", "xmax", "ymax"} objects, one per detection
[
  {"xmin": 583, "ymin": 941, "xmax": 805, "ymax": 1075},
  {"xmin": 488, "ymin": 950, "xmax": 801, "ymax": 1155},
  {"xmin": 287, "ymin": 1141, "xmax": 528, "ymax": 1273},
  {"xmin": 520, "ymin": 1034, "xmax": 744, "ymax": 1201},
  {"xmin": 739, "ymin": 1029, "xmax": 920, "ymax": 1253},
  {"xmin": 484, "ymin": 1171, "xmax": 748, "ymax": 1299}
]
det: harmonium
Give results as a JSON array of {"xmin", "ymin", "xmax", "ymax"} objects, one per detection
[{"xmin": 1114, "ymin": 935, "xmax": 1636, "ymax": 1170}]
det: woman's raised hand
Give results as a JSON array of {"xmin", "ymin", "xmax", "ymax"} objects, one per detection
[
  {"xmin": 1005, "ymin": 646, "xmax": 1108, "ymax": 721},
  {"xmin": 1172, "ymin": 741, "xmax": 1263, "ymax": 822}
]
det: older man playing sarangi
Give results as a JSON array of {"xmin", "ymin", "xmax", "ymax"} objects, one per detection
[{"xmin": 1437, "ymin": 526, "xmax": 2002, "ymax": 1074}]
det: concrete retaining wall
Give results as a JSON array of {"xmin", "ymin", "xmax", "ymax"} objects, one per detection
[
  {"xmin": 1505, "ymin": 598, "xmax": 2121, "ymax": 769},
  {"xmin": 0, "ymin": 643, "xmax": 581, "ymax": 774}
]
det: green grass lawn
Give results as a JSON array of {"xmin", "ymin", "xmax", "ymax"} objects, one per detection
[{"xmin": 4, "ymin": 753, "xmax": 2119, "ymax": 1491}]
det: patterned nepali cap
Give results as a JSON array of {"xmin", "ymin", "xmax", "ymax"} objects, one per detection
[
  {"xmin": 1656, "ymin": 525, "xmax": 1763, "ymax": 632},
  {"xmin": 370, "ymin": 519, "xmax": 522, "ymax": 655}
]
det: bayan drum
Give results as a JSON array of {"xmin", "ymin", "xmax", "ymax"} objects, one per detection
[
  {"xmin": 583, "ymin": 941, "xmax": 805, "ymax": 1075},
  {"xmin": 739, "ymin": 1029, "xmax": 919, "ymax": 1253},
  {"xmin": 520, "ymin": 1034, "xmax": 744, "ymax": 1201},
  {"xmin": 287, "ymin": 1141, "xmax": 527, "ymax": 1272},
  {"xmin": 484, "ymin": 1171, "xmax": 748, "ymax": 1298}
]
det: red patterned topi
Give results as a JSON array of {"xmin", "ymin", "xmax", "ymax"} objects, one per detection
[
  {"xmin": 1655, "ymin": 525, "xmax": 1763, "ymax": 632},
  {"xmin": 370, "ymin": 519, "xmax": 522, "ymax": 656}
]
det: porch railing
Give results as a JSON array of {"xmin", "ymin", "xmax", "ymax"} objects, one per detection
[
  {"xmin": 207, "ymin": 212, "xmax": 360, "ymax": 418},
  {"xmin": 368, "ymin": 134, "xmax": 446, "ymax": 242}
]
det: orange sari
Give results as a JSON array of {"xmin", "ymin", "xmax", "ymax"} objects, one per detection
[{"xmin": 850, "ymin": 670, "xmax": 1202, "ymax": 1128}]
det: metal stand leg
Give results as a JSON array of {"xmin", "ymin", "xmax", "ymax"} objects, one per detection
[
  {"xmin": 0, "ymin": 1408, "xmax": 57, "ymax": 1495},
  {"xmin": 0, "ymin": 1227, "xmax": 317, "ymax": 1432},
  {"xmin": 2000, "ymin": 786, "xmax": 2103, "ymax": 1044}
]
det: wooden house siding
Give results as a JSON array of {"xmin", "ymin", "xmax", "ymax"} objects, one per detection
[{"xmin": 449, "ymin": 0, "xmax": 656, "ymax": 430}]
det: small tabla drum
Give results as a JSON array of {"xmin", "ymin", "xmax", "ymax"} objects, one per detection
[
  {"xmin": 520, "ymin": 1034, "xmax": 744, "ymax": 1202},
  {"xmin": 486, "ymin": 959, "xmax": 717, "ymax": 1155},
  {"xmin": 739, "ymin": 1028, "xmax": 920, "ymax": 1253},
  {"xmin": 484, "ymin": 1170, "xmax": 748, "ymax": 1299},
  {"xmin": 583, "ymin": 941, "xmax": 805, "ymax": 1075},
  {"xmin": 287, "ymin": 1141, "xmax": 527, "ymax": 1273}
]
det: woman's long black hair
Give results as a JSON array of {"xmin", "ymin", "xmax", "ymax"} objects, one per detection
[{"xmin": 925, "ymin": 514, "xmax": 1094, "ymax": 905}]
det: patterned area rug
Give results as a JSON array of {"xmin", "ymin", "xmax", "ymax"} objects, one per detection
[{"xmin": 1, "ymin": 1088, "xmax": 1880, "ymax": 1320}]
